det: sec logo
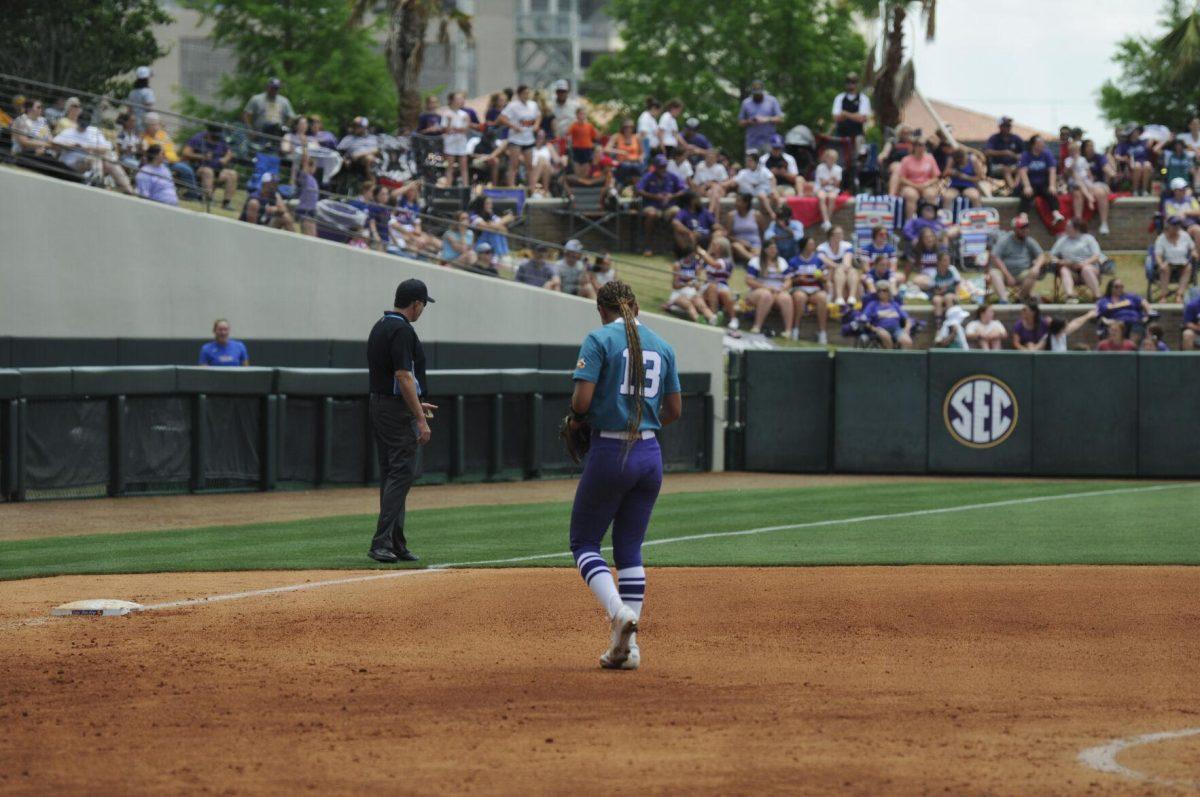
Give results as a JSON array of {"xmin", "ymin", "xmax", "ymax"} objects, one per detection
[{"xmin": 943, "ymin": 375, "xmax": 1018, "ymax": 449}]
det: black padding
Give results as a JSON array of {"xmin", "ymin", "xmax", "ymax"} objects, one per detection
[
  {"xmin": 280, "ymin": 397, "xmax": 319, "ymax": 484},
  {"xmin": 1032, "ymin": 353, "xmax": 1138, "ymax": 476},
  {"xmin": 425, "ymin": 369, "xmax": 506, "ymax": 395},
  {"xmin": 742, "ymin": 350, "xmax": 832, "ymax": 472},
  {"xmin": 678, "ymin": 372, "xmax": 711, "ymax": 393},
  {"xmin": 24, "ymin": 399, "xmax": 109, "ymax": 491},
  {"xmin": 1138, "ymin": 354, "xmax": 1200, "ymax": 476},
  {"xmin": 330, "ymin": 339, "xmax": 369, "ymax": 369},
  {"xmin": 462, "ymin": 396, "xmax": 494, "ymax": 475},
  {"xmin": 18, "ymin": 368, "xmax": 74, "ymax": 398},
  {"xmin": 661, "ymin": 393, "xmax": 709, "ymax": 471},
  {"xmin": 833, "ymin": 350, "xmax": 928, "ymax": 473},
  {"xmin": 539, "ymin": 344, "xmax": 579, "ymax": 371},
  {"xmin": 239, "ymin": 339, "xmax": 333, "ymax": 368},
  {"xmin": 926, "ymin": 351, "xmax": 1032, "ymax": 474},
  {"xmin": 329, "ymin": 398, "xmax": 368, "ymax": 483},
  {"xmin": 274, "ymin": 368, "xmax": 369, "ymax": 396},
  {"xmin": 122, "ymin": 396, "xmax": 191, "ymax": 490},
  {"xmin": 0, "ymin": 337, "xmax": 11, "ymax": 368},
  {"xmin": 118, "ymin": 338, "xmax": 203, "ymax": 366},
  {"xmin": 11, "ymin": 338, "xmax": 120, "ymax": 367},
  {"xmin": 500, "ymin": 370, "xmax": 571, "ymax": 395},
  {"xmin": 72, "ymin": 366, "xmax": 178, "ymax": 396},
  {"xmin": 0, "ymin": 369, "xmax": 19, "ymax": 399},
  {"xmin": 176, "ymin": 366, "xmax": 275, "ymax": 395},
  {"xmin": 204, "ymin": 396, "xmax": 261, "ymax": 483},
  {"xmin": 436, "ymin": 342, "xmax": 540, "ymax": 370}
]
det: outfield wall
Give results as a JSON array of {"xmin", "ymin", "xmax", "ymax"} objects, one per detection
[
  {"xmin": 0, "ymin": 167, "xmax": 725, "ymax": 468},
  {"xmin": 730, "ymin": 349, "xmax": 1200, "ymax": 478}
]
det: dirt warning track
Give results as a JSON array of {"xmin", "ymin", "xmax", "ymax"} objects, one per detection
[{"xmin": 2, "ymin": 566, "xmax": 1198, "ymax": 795}]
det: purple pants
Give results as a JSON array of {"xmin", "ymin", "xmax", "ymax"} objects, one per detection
[{"xmin": 569, "ymin": 436, "xmax": 663, "ymax": 568}]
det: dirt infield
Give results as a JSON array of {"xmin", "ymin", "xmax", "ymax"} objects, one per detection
[
  {"xmin": 3, "ymin": 566, "xmax": 1197, "ymax": 795},
  {"xmin": 0, "ymin": 472, "xmax": 1085, "ymax": 542}
]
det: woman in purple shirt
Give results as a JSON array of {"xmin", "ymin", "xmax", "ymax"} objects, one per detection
[
  {"xmin": 1011, "ymin": 301, "xmax": 1050, "ymax": 350},
  {"xmin": 1095, "ymin": 278, "xmax": 1149, "ymax": 346}
]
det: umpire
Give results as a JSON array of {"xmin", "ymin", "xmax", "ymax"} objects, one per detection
[{"xmin": 367, "ymin": 278, "xmax": 436, "ymax": 563}]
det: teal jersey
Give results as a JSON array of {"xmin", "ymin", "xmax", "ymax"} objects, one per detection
[{"xmin": 572, "ymin": 319, "xmax": 681, "ymax": 432}]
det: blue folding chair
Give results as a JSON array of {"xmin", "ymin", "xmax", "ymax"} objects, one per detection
[{"xmin": 247, "ymin": 152, "xmax": 294, "ymax": 198}]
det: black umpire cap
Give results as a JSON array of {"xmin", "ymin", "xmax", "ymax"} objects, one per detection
[{"xmin": 395, "ymin": 278, "xmax": 435, "ymax": 306}]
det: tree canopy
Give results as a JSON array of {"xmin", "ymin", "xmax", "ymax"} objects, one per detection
[
  {"xmin": 182, "ymin": 0, "xmax": 396, "ymax": 130},
  {"xmin": 1099, "ymin": 0, "xmax": 1200, "ymax": 129},
  {"xmin": 0, "ymin": 0, "xmax": 171, "ymax": 97},
  {"xmin": 584, "ymin": 0, "xmax": 867, "ymax": 156}
]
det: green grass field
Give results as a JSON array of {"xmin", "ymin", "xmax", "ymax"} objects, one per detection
[{"xmin": 2, "ymin": 480, "xmax": 1196, "ymax": 581}]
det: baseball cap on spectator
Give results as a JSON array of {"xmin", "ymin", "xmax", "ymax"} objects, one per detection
[
  {"xmin": 553, "ymin": 79, "xmax": 569, "ymax": 92},
  {"xmin": 845, "ymin": 72, "xmax": 859, "ymax": 83},
  {"xmin": 65, "ymin": 96, "xmax": 81, "ymax": 109},
  {"xmin": 1167, "ymin": 215, "xmax": 1186, "ymax": 227},
  {"xmin": 1012, "ymin": 213, "xmax": 1030, "ymax": 229},
  {"xmin": 652, "ymin": 154, "xmax": 668, "ymax": 168},
  {"xmin": 998, "ymin": 116, "xmax": 1013, "ymax": 126},
  {"xmin": 745, "ymin": 146, "xmax": 760, "ymax": 156},
  {"xmin": 565, "ymin": 239, "xmax": 583, "ymax": 253},
  {"xmin": 1170, "ymin": 177, "xmax": 1188, "ymax": 191},
  {"xmin": 135, "ymin": 66, "xmax": 152, "ymax": 79},
  {"xmin": 946, "ymin": 306, "xmax": 970, "ymax": 326},
  {"xmin": 354, "ymin": 116, "xmax": 369, "ymax": 127},
  {"xmin": 477, "ymin": 242, "xmax": 493, "ymax": 253},
  {"xmin": 685, "ymin": 117, "xmax": 700, "ymax": 129},
  {"xmin": 144, "ymin": 111, "xmax": 160, "ymax": 125},
  {"xmin": 262, "ymin": 172, "xmax": 275, "ymax": 183},
  {"xmin": 395, "ymin": 278, "xmax": 435, "ymax": 305},
  {"xmin": 267, "ymin": 77, "xmax": 282, "ymax": 88},
  {"xmin": 769, "ymin": 134, "xmax": 784, "ymax": 149},
  {"xmin": 750, "ymin": 79, "xmax": 764, "ymax": 91}
]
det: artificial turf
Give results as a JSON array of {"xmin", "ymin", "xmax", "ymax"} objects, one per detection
[{"xmin": 1, "ymin": 480, "xmax": 1197, "ymax": 581}]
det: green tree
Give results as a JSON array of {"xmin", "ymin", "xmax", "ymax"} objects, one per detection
[
  {"xmin": 1099, "ymin": 0, "xmax": 1200, "ymax": 129},
  {"xmin": 0, "ymin": 0, "xmax": 171, "ymax": 96},
  {"xmin": 182, "ymin": 0, "xmax": 396, "ymax": 129},
  {"xmin": 584, "ymin": 0, "xmax": 866, "ymax": 157}
]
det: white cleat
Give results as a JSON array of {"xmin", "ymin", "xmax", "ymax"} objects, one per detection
[{"xmin": 599, "ymin": 606, "xmax": 638, "ymax": 669}]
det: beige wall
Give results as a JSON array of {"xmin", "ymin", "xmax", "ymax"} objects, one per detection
[{"xmin": 0, "ymin": 167, "xmax": 724, "ymax": 467}]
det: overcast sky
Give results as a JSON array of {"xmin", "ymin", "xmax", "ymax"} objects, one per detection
[{"xmin": 903, "ymin": 0, "xmax": 1166, "ymax": 144}]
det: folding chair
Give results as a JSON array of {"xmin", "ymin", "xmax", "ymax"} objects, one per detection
[
  {"xmin": 956, "ymin": 207, "xmax": 999, "ymax": 270},
  {"xmin": 556, "ymin": 184, "xmax": 620, "ymax": 245},
  {"xmin": 483, "ymin": 187, "xmax": 527, "ymax": 233},
  {"xmin": 246, "ymin": 152, "xmax": 294, "ymax": 198},
  {"xmin": 853, "ymin": 194, "xmax": 901, "ymax": 262},
  {"xmin": 424, "ymin": 184, "xmax": 471, "ymax": 219}
]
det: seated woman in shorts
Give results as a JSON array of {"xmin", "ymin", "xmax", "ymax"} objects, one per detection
[
  {"xmin": 818, "ymin": 225, "xmax": 856, "ymax": 308},
  {"xmin": 696, "ymin": 236, "xmax": 739, "ymax": 330},
  {"xmin": 745, "ymin": 238, "xmax": 793, "ymax": 335},
  {"xmin": 903, "ymin": 226, "xmax": 941, "ymax": 289},
  {"xmin": 667, "ymin": 247, "xmax": 718, "ymax": 324},
  {"xmin": 787, "ymin": 235, "xmax": 829, "ymax": 344},
  {"xmin": 965, "ymin": 304, "xmax": 1007, "ymax": 350}
]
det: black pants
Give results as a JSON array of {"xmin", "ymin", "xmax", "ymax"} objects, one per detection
[
  {"xmin": 1018, "ymin": 183, "xmax": 1059, "ymax": 216},
  {"xmin": 370, "ymin": 394, "xmax": 420, "ymax": 553}
]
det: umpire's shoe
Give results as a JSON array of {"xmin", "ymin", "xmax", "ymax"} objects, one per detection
[{"xmin": 368, "ymin": 548, "xmax": 400, "ymax": 563}]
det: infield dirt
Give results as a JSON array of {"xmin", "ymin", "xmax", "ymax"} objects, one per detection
[{"xmin": 2, "ymin": 566, "xmax": 1197, "ymax": 795}]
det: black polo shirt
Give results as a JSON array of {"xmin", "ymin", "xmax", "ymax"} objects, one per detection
[{"xmin": 367, "ymin": 311, "xmax": 426, "ymax": 396}]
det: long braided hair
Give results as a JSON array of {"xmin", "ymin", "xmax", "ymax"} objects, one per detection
[{"xmin": 597, "ymin": 280, "xmax": 644, "ymax": 449}]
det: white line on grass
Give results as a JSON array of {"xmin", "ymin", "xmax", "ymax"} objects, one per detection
[
  {"xmin": 1078, "ymin": 727, "xmax": 1200, "ymax": 788},
  {"xmin": 130, "ymin": 481, "xmax": 1196, "ymax": 613}
]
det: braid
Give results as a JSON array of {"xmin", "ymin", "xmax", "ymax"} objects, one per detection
[{"xmin": 597, "ymin": 281, "xmax": 644, "ymax": 452}]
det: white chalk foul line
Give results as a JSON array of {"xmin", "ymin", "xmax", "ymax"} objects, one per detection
[
  {"xmin": 129, "ymin": 481, "xmax": 1197, "ymax": 613},
  {"xmin": 1078, "ymin": 727, "xmax": 1200, "ymax": 788}
]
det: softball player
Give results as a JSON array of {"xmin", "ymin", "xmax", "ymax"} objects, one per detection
[{"xmin": 567, "ymin": 280, "xmax": 682, "ymax": 670}]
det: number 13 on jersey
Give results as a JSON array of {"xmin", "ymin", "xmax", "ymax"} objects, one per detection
[{"xmin": 619, "ymin": 349, "xmax": 662, "ymax": 398}]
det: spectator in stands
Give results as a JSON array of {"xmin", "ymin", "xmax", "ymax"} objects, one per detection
[
  {"xmin": 114, "ymin": 110, "xmax": 142, "ymax": 171},
  {"xmin": 184, "ymin": 124, "xmax": 238, "ymax": 209},
  {"xmin": 1177, "ymin": 117, "xmax": 1200, "ymax": 188},
  {"xmin": 1063, "ymin": 139, "xmax": 1111, "ymax": 235},
  {"xmin": 667, "ymin": 147, "xmax": 693, "ymax": 185},
  {"xmin": 681, "ymin": 118, "xmax": 712, "ymax": 159},
  {"xmin": 1045, "ymin": 309, "xmax": 1097, "ymax": 351},
  {"xmin": 528, "ymin": 128, "xmax": 563, "ymax": 195},
  {"xmin": 587, "ymin": 252, "xmax": 618, "ymax": 294},
  {"xmin": 52, "ymin": 96, "xmax": 81, "ymax": 136},
  {"xmin": 863, "ymin": 283, "xmax": 912, "ymax": 349},
  {"xmin": 788, "ymin": 235, "xmax": 830, "ymax": 343},
  {"xmin": 1082, "ymin": 139, "xmax": 1115, "ymax": 191},
  {"xmin": 241, "ymin": 173, "xmax": 294, "ymax": 230},
  {"xmin": 636, "ymin": 154, "xmax": 687, "ymax": 256},
  {"xmin": 760, "ymin": 134, "xmax": 803, "ymax": 197},
  {"xmin": 933, "ymin": 304, "xmax": 971, "ymax": 349},
  {"xmin": 660, "ymin": 99, "xmax": 683, "ymax": 155},
  {"xmin": 0, "ymin": 93, "xmax": 21, "ymax": 128},
  {"xmin": 764, "ymin": 203, "xmax": 804, "ymax": 261},
  {"xmin": 892, "ymin": 137, "xmax": 940, "ymax": 219},
  {"xmin": 1163, "ymin": 178, "xmax": 1200, "ymax": 251},
  {"xmin": 53, "ymin": 110, "xmax": 135, "ymax": 194},
  {"xmin": 943, "ymin": 148, "xmax": 985, "ymax": 209},
  {"xmin": 905, "ymin": 225, "xmax": 941, "ymax": 286},
  {"xmin": 500, "ymin": 85, "xmax": 541, "ymax": 187},
  {"xmin": 831, "ymin": 72, "xmax": 871, "ymax": 145},
  {"xmin": 1096, "ymin": 277, "xmax": 1150, "ymax": 346},
  {"xmin": 11, "ymin": 98, "xmax": 53, "ymax": 159},
  {"xmin": 745, "ymin": 238, "xmax": 793, "ymax": 335},
  {"xmin": 966, "ymin": 304, "xmax": 1007, "ymax": 350},
  {"xmin": 1153, "ymin": 216, "xmax": 1196, "ymax": 303},
  {"xmin": 371, "ymin": 185, "xmax": 395, "ymax": 249},
  {"xmin": 1097, "ymin": 318, "xmax": 1136, "ymax": 351},
  {"xmin": 901, "ymin": 200, "xmax": 951, "ymax": 250},
  {"xmin": 555, "ymin": 239, "xmax": 596, "ymax": 298},
  {"xmin": 566, "ymin": 107, "xmax": 600, "ymax": 178},
  {"xmin": 636, "ymin": 97, "xmax": 663, "ymax": 162},
  {"xmin": 293, "ymin": 149, "xmax": 319, "ymax": 236},
  {"xmin": 308, "ymin": 114, "xmax": 337, "ymax": 149},
  {"xmin": 1163, "ymin": 138, "xmax": 1195, "ymax": 194},
  {"xmin": 988, "ymin": 213, "xmax": 1045, "ymax": 303},
  {"xmin": 734, "ymin": 148, "xmax": 778, "ymax": 219},
  {"xmin": 471, "ymin": 242, "xmax": 501, "ymax": 276},
  {"xmin": 859, "ymin": 225, "xmax": 898, "ymax": 271},
  {"xmin": 441, "ymin": 210, "xmax": 478, "ymax": 269},
  {"xmin": 199, "ymin": 320, "xmax": 249, "ymax": 366},
  {"xmin": 516, "ymin": 244, "xmax": 560, "ymax": 290},
  {"xmin": 819, "ymin": 225, "xmax": 856, "ymax": 308},
  {"xmin": 814, "ymin": 148, "xmax": 843, "ymax": 232},
  {"xmin": 243, "ymin": 77, "xmax": 294, "ymax": 138},
  {"xmin": 141, "ymin": 113, "xmax": 197, "ymax": 198},
  {"xmin": 388, "ymin": 181, "xmax": 438, "ymax": 256},
  {"xmin": 879, "ymin": 124, "xmax": 914, "ymax": 189},
  {"xmin": 862, "ymin": 252, "xmax": 901, "ymax": 303},
  {"xmin": 738, "ymin": 79, "xmax": 783, "ymax": 158},
  {"xmin": 668, "ymin": 247, "xmax": 718, "ymax": 323},
  {"xmin": 725, "ymin": 192, "xmax": 764, "ymax": 263},
  {"xmin": 1182, "ymin": 292, "xmax": 1200, "ymax": 350},
  {"xmin": 1111, "ymin": 126, "xmax": 1152, "ymax": 196},
  {"xmin": 1018, "ymin": 135, "xmax": 1064, "ymax": 225},
  {"xmin": 984, "ymin": 117, "xmax": 1023, "ymax": 192},
  {"xmin": 468, "ymin": 195, "xmax": 514, "ymax": 261},
  {"xmin": 564, "ymin": 150, "xmax": 614, "ymax": 195},
  {"xmin": 135, "ymin": 144, "xmax": 178, "ymax": 206},
  {"xmin": 924, "ymin": 249, "xmax": 961, "ymax": 322},
  {"xmin": 441, "ymin": 91, "xmax": 472, "ymax": 187},
  {"xmin": 693, "ymin": 149, "xmax": 729, "ymax": 215},
  {"xmin": 696, "ymin": 237, "xmax": 738, "ymax": 329},
  {"xmin": 1011, "ymin": 300, "xmax": 1050, "ymax": 350},
  {"xmin": 550, "ymin": 79, "xmax": 580, "ymax": 141},
  {"xmin": 347, "ymin": 179, "xmax": 383, "ymax": 246},
  {"xmin": 280, "ymin": 115, "xmax": 309, "ymax": 179},
  {"xmin": 606, "ymin": 118, "xmax": 643, "ymax": 186},
  {"xmin": 418, "ymin": 95, "xmax": 443, "ymax": 135},
  {"xmin": 337, "ymin": 116, "xmax": 380, "ymax": 176},
  {"xmin": 127, "ymin": 66, "xmax": 155, "ymax": 127},
  {"xmin": 1050, "ymin": 218, "xmax": 1103, "ymax": 301},
  {"xmin": 672, "ymin": 191, "xmax": 717, "ymax": 256},
  {"xmin": 1140, "ymin": 323, "xmax": 1169, "ymax": 351}
]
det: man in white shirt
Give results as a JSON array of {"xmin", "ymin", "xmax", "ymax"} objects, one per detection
[
  {"xmin": 666, "ymin": 148, "xmax": 694, "ymax": 184},
  {"xmin": 53, "ymin": 111, "xmax": 134, "ymax": 193},
  {"xmin": 735, "ymin": 148, "xmax": 778, "ymax": 220},
  {"xmin": 636, "ymin": 98, "xmax": 662, "ymax": 163},
  {"xmin": 693, "ymin": 150, "xmax": 729, "ymax": 214},
  {"xmin": 336, "ymin": 116, "xmax": 380, "ymax": 175},
  {"xmin": 831, "ymin": 72, "xmax": 872, "ymax": 143},
  {"xmin": 500, "ymin": 84, "xmax": 541, "ymax": 186},
  {"xmin": 549, "ymin": 79, "xmax": 580, "ymax": 141},
  {"xmin": 660, "ymin": 99, "xmax": 683, "ymax": 153},
  {"xmin": 758, "ymin": 134, "xmax": 802, "ymax": 196}
]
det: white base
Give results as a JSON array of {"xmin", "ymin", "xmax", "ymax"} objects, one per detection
[{"xmin": 51, "ymin": 599, "xmax": 143, "ymax": 617}]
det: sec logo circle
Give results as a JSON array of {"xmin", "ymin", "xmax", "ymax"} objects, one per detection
[{"xmin": 943, "ymin": 375, "xmax": 1018, "ymax": 449}]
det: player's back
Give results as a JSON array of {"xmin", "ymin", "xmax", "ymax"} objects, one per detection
[{"xmin": 574, "ymin": 319, "xmax": 679, "ymax": 433}]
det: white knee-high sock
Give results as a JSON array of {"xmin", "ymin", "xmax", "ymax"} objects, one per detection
[
  {"xmin": 617, "ymin": 565, "xmax": 646, "ymax": 619},
  {"xmin": 576, "ymin": 552, "xmax": 624, "ymax": 618}
]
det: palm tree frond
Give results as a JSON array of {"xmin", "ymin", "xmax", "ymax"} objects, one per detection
[
  {"xmin": 921, "ymin": 0, "xmax": 937, "ymax": 40},
  {"xmin": 893, "ymin": 58, "xmax": 916, "ymax": 111}
]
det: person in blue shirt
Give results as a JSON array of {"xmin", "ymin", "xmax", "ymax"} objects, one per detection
[
  {"xmin": 1096, "ymin": 278, "xmax": 1150, "ymax": 346},
  {"xmin": 858, "ymin": 225, "xmax": 898, "ymax": 271},
  {"xmin": 1112, "ymin": 126, "xmax": 1154, "ymax": 196},
  {"xmin": 568, "ymin": 281, "xmax": 681, "ymax": 671},
  {"xmin": 1184, "ymin": 294, "xmax": 1200, "ymax": 350},
  {"xmin": 1017, "ymin": 135, "xmax": 1064, "ymax": 226},
  {"xmin": 671, "ymin": 192, "xmax": 716, "ymax": 256},
  {"xmin": 199, "ymin": 319, "xmax": 249, "ymax": 366},
  {"xmin": 681, "ymin": 118, "xmax": 712, "ymax": 161},
  {"xmin": 635, "ymin": 154, "xmax": 687, "ymax": 256},
  {"xmin": 860, "ymin": 252, "xmax": 902, "ymax": 305},
  {"xmin": 862, "ymin": 283, "xmax": 913, "ymax": 349}
]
